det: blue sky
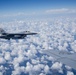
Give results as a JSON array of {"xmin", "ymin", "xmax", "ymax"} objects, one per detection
[
  {"xmin": 0, "ymin": 0, "xmax": 76, "ymax": 13},
  {"xmin": 0, "ymin": 0, "xmax": 76, "ymax": 21}
]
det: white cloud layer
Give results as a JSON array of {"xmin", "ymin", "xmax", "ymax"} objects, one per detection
[
  {"xmin": 45, "ymin": 8, "xmax": 76, "ymax": 14},
  {"xmin": 0, "ymin": 17, "xmax": 76, "ymax": 75},
  {"xmin": 67, "ymin": 71, "xmax": 74, "ymax": 75},
  {"xmin": 0, "ymin": 8, "xmax": 76, "ymax": 19}
]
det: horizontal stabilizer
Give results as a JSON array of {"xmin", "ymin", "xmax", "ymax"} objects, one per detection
[{"xmin": 40, "ymin": 49, "xmax": 76, "ymax": 70}]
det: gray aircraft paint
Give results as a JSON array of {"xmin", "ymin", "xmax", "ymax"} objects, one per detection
[{"xmin": 40, "ymin": 49, "xmax": 76, "ymax": 70}]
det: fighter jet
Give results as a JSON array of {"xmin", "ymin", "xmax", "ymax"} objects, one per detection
[{"xmin": 0, "ymin": 28, "xmax": 37, "ymax": 40}]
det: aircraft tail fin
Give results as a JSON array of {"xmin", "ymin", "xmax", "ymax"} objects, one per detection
[{"xmin": 0, "ymin": 28, "xmax": 6, "ymax": 34}]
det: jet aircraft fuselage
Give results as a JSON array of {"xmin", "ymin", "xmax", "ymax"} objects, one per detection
[{"xmin": 0, "ymin": 28, "xmax": 37, "ymax": 40}]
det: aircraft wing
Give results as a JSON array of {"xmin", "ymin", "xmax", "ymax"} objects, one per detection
[{"xmin": 40, "ymin": 49, "xmax": 76, "ymax": 70}]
